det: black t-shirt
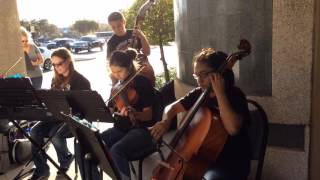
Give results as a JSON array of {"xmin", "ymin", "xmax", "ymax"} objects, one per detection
[
  {"xmin": 111, "ymin": 75, "xmax": 155, "ymax": 127},
  {"xmin": 179, "ymin": 87, "xmax": 250, "ymax": 174},
  {"xmin": 51, "ymin": 70, "xmax": 91, "ymax": 90},
  {"xmin": 69, "ymin": 71, "xmax": 91, "ymax": 90},
  {"xmin": 106, "ymin": 30, "xmax": 142, "ymax": 58}
]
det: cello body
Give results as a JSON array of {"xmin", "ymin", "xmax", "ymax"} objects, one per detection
[
  {"xmin": 153, "ymin": 107, "xmax": 228, "ymax": 180},
  {"xmin": 152, "ymin": 39, "xmax": 251, "ymax": 180}
]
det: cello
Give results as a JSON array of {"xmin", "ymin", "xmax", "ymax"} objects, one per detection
[{"xmin": 152, "ymin": 39, "xmax": 251, "ymax": 180}]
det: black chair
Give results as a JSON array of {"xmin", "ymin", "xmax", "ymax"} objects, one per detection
[{"xmin": 247, "ymin": 99, "xmax": 269, "ymax": 180}]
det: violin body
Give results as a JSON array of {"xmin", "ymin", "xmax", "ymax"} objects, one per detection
[
  {"xmin": 152, "ymin": 107, "xmax": 228, "ymax": 180},
  {"xmin": 111, "ymin": 82, "xmax": 139, "ymax": 111}
]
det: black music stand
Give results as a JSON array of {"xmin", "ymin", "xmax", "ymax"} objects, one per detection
[
  {"xmin": 40, "ymin": 90, "xmax": 120, "ymax": 179},
  {"xmin": 59, "ymin": 112, "xmax": 121, "ymax": 180},
  {"xmin": 65, "ymin": 90, "xmax": 113, "ymax": 123},
  {"xmin": 40, "ymin": 90, "xmax": 120, "ymax": 180},
  {"xmin": 0, "ymin": 78, "xmax": 71, "ymax": 180}
]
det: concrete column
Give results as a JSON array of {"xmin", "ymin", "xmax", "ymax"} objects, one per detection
[
  {"xmin": 174, "ymin": 0, "xmax": 272, "ymax": 96},
  {"xmin": 310, "ymin": 0, "xmax": 320, "ymax": 179},
  {"xmin": 0, "ymin": 0, "xmax": 26, "ymax": 76},
  {"xmin": 174, "ymin": 0, "xmax": 315, "ymax": 179}
]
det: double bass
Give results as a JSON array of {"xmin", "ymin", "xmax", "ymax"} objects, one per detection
[
  {"xmin": 152, "ymin": 39, "xmax": 251, "ymax": 180},
  {"xmin": 129, "ymin": 0, "xmax": 156, "ymax": 87}
]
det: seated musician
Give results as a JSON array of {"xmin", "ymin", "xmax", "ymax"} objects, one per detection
[
  {"xmin": 76, "ymin": 49, "xmax": 155, "ymax": 180},
  {"xmin": 107, "ymin": 11, "xmax": 155, "ymax": 87},
  {"xmin": 150, "ymin": 48, "xmax": 251, "ymax": 180},
  {"xmin": 28, "ymin": 48, "xmax": 91, "ymax": 180}
]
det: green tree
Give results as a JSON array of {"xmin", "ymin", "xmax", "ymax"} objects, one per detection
[
  {"xmin": 124, "ymin": 0, "xmax": 175, "ymax": 83},
  {"xmin": 20, "ymin": 19, "xmax": 60, "ymax": 39},
  {"xmin": 72, "ymin": 20, "xmax": 99, "ymax": 35}
]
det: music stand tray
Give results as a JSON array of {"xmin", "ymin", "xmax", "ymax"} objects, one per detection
[
  {"xmin": 37, "ymin": 90, "xmax": 113, "ymax": 123},
  {"xmin": 0, "ymin": 78, "xmax": 72, "ymax": 180},
  {"xmin": 65, "ymin": 90, "xmax": 113, "ymax": 123},
  {"xmin": 39, "ymin": 90, "xmax": 120, "ymax": 179},
  {"xmin": 60, "ymin": 113, "xmax": 121, "ymax": 180}
]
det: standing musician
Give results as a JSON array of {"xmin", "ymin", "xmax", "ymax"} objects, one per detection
[
  {"xmin": 28, "ymin": 48, "xmax": 91, "ymax": 180},
  {"xmin": 150, "ymin": 48, "xmax": 251, "ymax": 180},
  {"xmin": 77, "ymin": 49, "xmax": 155, "ymax": 180},
  {"xmin": 107, "ymin": 11, "xmax": 155, "ymax": 87}
]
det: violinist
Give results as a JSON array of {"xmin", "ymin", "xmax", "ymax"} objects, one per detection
[
  {"xmin": 150, "ymin": 48, "xmax": 251, "ymax": 180},
  {"xmin": 107, "ymin": 11, "xmax": 155, "ymax": 87},
  {"xmin": 29, "ymin": 48, "xmax": 91, "ymax": 180},
  {"xmin": 77, "ymin": 49, "xmax": 155, "ymax": 180}
]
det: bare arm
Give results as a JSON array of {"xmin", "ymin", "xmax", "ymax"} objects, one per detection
[
  {"xmin": 150, "ymin": 101, "xmax": 186, "ymax": 140},
  {"xmin": 210, "ymin": 74, "xmax": 242, "ymax": 136}
]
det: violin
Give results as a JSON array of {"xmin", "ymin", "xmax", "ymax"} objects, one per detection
[
  {"xmin": 152, "ymin": 39, "xmax": 251, "ymax": 180},
  {"xmin": 107, "ymin": 66, "xmax": 146, "ymax": 128}
]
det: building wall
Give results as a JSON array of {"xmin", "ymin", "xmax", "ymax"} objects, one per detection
[
  {"xmin": 174, "ymin": 0, "xmax": 315, "ymax": 179},
  {"xmin": 0, "ymin": 0, "xmax": 25, "ymax": 76},
  {"xmin": 310, "ymin": 0, "xmax": 320, "ymax": 179}
]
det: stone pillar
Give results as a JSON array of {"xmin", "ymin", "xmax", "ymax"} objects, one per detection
[
  {"xmin": 310, "ymin": 0, "xmax": 320, "ymax": 179},
  {"xmin": 0, "ymin": 0, "xmax": 26, "ymax": 76},
  {"xmin": 174, "ymin": 0, "xmax": 272, "ymax": 96},
  {"xmin": 174, "ymin": 0, "xmax": 316, "ymax": 179}
]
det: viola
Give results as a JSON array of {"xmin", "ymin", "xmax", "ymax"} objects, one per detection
[
  {"xmin": 107, "ymin": 66, "xmax": 146, "ymax": 128},
  {"xmin": 152, "ymin": 39, "xmax": 251, "ymax": 180}
]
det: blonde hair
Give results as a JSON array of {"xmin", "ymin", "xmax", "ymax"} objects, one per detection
[{"xmin": 20, "ymin": 26, "xmax": 31, "ymax": 40}]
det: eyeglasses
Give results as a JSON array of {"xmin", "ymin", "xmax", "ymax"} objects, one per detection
[
  {"xmin": 193, "ymin": 71, "xmax": 212, "ymax": 80},
  {"xmin": 52, "ymin": 60, "xmax": 66, "ymax": 68},
  {"xmin": 21, "ymin": 40, "xmax": 28, "ymax": 43}
]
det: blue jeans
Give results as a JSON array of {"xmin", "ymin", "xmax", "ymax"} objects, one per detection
[
  {"xmin": 76, "ymin": 127, "xmax": 154, "ymax": 180},
  {"xmin": 30, "ymin": 121, "xmax": 73, "ymax": 176}
]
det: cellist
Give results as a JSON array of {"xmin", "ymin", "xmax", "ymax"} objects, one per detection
[{"xmin": 150, "ymin": 48, "xmax": 251, "ymax": 180}]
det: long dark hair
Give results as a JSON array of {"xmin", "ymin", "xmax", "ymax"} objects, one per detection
[
  {"xmin": 51, "ymin": 48, "xmax": 75, "ymax": 90},
  {"xmin": 194, "ymin": 48, "xmax": 235, "ymax": 88},
  {"xmin": 109, "ymin": 48, "xmax": 137, "ymax": 75}
]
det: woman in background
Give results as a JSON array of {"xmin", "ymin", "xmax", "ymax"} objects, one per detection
[{"xmin": 20, "ymin": 26, "xmax": 43, "ymax": 89}]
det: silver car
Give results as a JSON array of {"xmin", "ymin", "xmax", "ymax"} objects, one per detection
[{"xmin": 39, "ymin": 47, "xmax": 52, "ymax": 71}]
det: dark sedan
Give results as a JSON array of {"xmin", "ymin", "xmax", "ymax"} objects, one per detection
[{"xmin": 73, "ymin": 35, "xmax": 104, "ymax": 53}]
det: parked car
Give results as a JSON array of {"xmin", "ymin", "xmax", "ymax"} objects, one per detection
[
  {"xmin": 73, "ymin": 35, "xmax": 104, "ymax": 53},
  {"xmin": 46, "ymin": 38, "xmax": 75, "ymax": 50},
  {"xmin": 46, "ymin": 41, "xmax": 57, "ymax": 50},
  {"xmin": 56, "ymin": 38, "xmax": 75, "ymax": 50},
  {"xmin": 95, "ymin": 31, "xmax": 113, "ymax": 42},
  {"xmin": 39, "ymin": 47, "xmax": 52, "ymax": 71}
]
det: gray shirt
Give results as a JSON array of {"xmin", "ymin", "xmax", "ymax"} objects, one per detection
[{"xmin": 24, "ymin": 44, "xmax": 42, "ymax": 78}]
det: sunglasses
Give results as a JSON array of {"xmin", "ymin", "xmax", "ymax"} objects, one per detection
[
  {"xmin": 21, "ymin": 40, "xmax": 28, "ymax": 43},
  {"xmin": 52, "ymin": 60, "xmax": 67, "ymax": 68}
]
